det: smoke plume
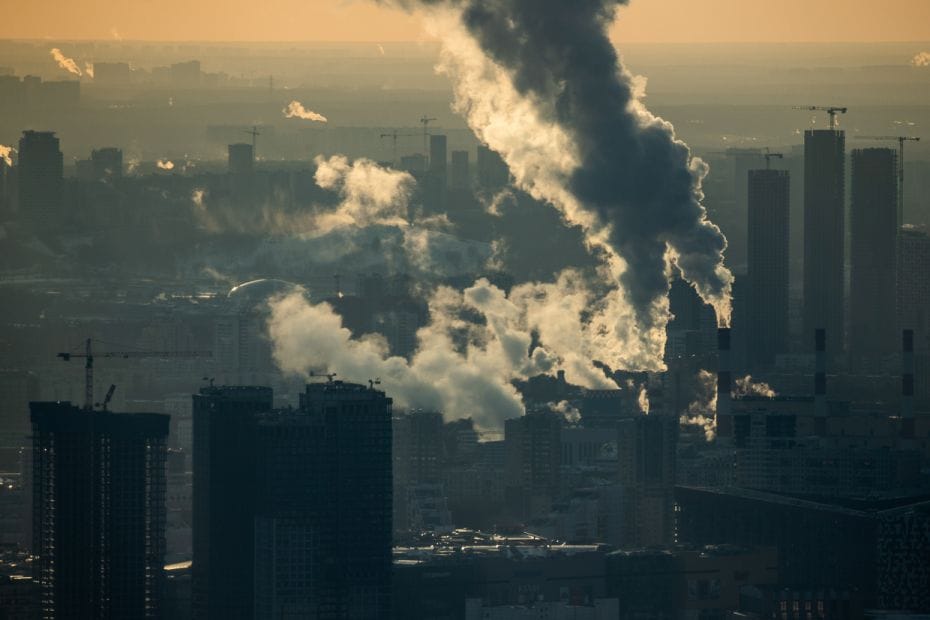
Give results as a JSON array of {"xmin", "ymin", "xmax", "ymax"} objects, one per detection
[
  {"xmin": 911, "ymin": 52, "xmax": 930, "ymax": 67},
  {"xmin": 383, "ymin": 0, "xmax": 734, "ymax": 363},
  {"xmin": 283, "ymin": 101, "xmax": 329, "ymax": 122},
  {"xmin": 50, "ymin": 48, "xmax": 82, "ymax": 76},
  {"xmin": 84, "ymin": 63, "xmax": 95, "ymax": 79},
  {"xmin": 681, "ymin": 370, "xmax": 776, "ymax": 441},
  {"xmin": 734, "ymin": 374, "xmax": 776, "ymax": 399},
  {"xmin": 0, "ymin": 145, "xmax": 13, "ymax": 167},
  {"xmin": 156, "ymin": 159, "xmax": 175, "ymax": 170}
]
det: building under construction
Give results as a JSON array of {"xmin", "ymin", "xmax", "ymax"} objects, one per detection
[{"xmin": 30, "ymin": 401, "xmax": 169, "ymax": 620}]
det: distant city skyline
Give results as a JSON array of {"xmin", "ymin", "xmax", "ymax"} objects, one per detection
[{"xmin": 3, "ymin": 0, "xmax": 930, "ymax": 44}]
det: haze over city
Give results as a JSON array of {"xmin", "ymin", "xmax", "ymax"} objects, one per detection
[{"xmin": 1, "ymin": 1, "xmax": 929, "ymax": 618}]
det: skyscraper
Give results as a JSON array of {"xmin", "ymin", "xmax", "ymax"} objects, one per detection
[
  {"xmin": 850, "ymin": 148, "xmax": 899, "ymax": 361},
  {"xmin": 898, "ymin": 226, "xmax": 930, "ymax": 343},
  {"xmin": 227, "ymin": 143, "xmax": 254, "ymax": 176},
  {"xmin": 803, "ymin": 129, "xmax": 846, "ymax": 354},
  {"xmin": 30, "ymin": 402, "xmax": 169, "ymax": 619},
  {"xmin": 476, "ymin": 145, "xmax": 509, "ymax": 190},
  {"xmin": 428, "ymin": 134, "xmax": 447, "ymax": 178},
  {"xmin": 255, "ymin": 380, "xmax": 393, "ymax": 619},
  {"xmin": 504, "ymin": 411, "xmax": 562, "ymax": 519},
  {"xmin": 746, "ymin": 168, "xmax": 790, "ymax": 367},
  {"xmin": 450, "ymin": 150, "xmax": 470, "ymax": 190},
  {"xmin": 192, "ymin": 385, "xmax": 273, "ymax": 620},
  {"xmin": 17, "ymin": 130, "xmax": 63, "ymax": 225}
]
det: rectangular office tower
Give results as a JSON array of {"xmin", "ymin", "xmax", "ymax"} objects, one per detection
[
  {"xmin": 17, "ymin": 130, "xmax": 63, "ymax": 226},
  {"xmin": 192, "ymin": 385, "xmax": 273, "ymax": 620},
  {"xmin": 850, "ymin": 148, "xmax": 899, "ymax": 361},
  {"xmin": 803, "ymin": 129, "xmax": 846, "ymax": 354},
  {"xmin": 30, "ymin": 402, "xmax": 169, "ymax": 620},
  {"xmin": 254, "ymin": 381, "xmax": 394, "ymax": 620},
  {"xmin": 747, "ymin": 168, "xmax": 790, "ymax": 367}
]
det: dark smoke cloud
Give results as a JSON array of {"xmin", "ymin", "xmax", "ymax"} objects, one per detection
[{"xmin": 385, "ymin": 0, "xmax": 733, "ymax": 332}]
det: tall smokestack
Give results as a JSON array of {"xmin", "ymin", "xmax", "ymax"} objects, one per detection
[
  {"xmin": 814, "ymin": 328, "xmax": 827, "ymax": 425},
  {"xmin": 717, "ymin": 327, "xmax": 731, "ymax": 419},
  {"xmin": 902, "ymin": 329, "xmax": 915, "ymax": 420}
]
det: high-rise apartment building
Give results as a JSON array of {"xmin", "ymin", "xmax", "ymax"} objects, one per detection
[
  {"xmin": 253, "ymin": 381, "xmax": 394, "ymax": 619},
  {"xmin": 227, "ymin": 143, "xmax": 254, "ymax": 176},
  {"xmin": 30, "ymin": 402, "xmax": 169, "ymax": 619},
  {"xmin": 803, "ymin": 129, "xmax": 845, "ymax": 354},
  {"xmin": 504, "ymin": 411, "xmax": 562, "ymax": 519},
  {"xmin": 850, "ymin": 148, "xmax": 899, "ymax": 361},
  {"xmin": 450, "ymin": 150, "xmax": 470, "ymax": 189},
  {"xmin": 17, "ymin": 130, "xmax": 63, "ymax": 225},
  {"xmin": 192, "ymin": 385, "xmax": 273, "ymax": 620},
  {"xmin": 747, "ymin": 168, "xmax": 790, "ymax": 367}
]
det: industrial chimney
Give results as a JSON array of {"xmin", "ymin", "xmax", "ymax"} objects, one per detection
[{"xmin": 717, "ymin": 327, "xmax": 731, "ymax": 419}]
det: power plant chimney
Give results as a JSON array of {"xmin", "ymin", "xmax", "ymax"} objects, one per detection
[
  {"xmin": 717, "ymin": 327, "xmax": 731, "ymax": 419},
  {"xmin": 902, "ymin": 329, "xmax": 915, "ymax": 420},
  {"xmin": 815, "ymin": 328, "xmax": 827, "ymax": 421}
]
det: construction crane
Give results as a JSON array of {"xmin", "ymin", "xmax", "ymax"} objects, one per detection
[
  {"xmin": 856, "ymin": 135, "xmax": 920, "ymax": 224},
  {"xmin": 419, "ymin": 115, "xmax": 437, "ymax": 157},
  {"xmin": 793, "ymin": 106, "xmax": 848, "ymax": 130},
  {"xmin": 99, "ymin": 384, "xmax": 117, "ymax": 412},
  {"xmin": 763, "ymin": 147, "xmax": 784, "ymax": 170},
  {"xmin": 243, "ymin": 125, "xmax": 261, "ymax": 154},
  {"xmin": 57, "ymin": 338, "xmax": 211, "ymax": 411},
  {"xmin": 379, "ymin": 130, "xmax": 418, "ymax": 165}
]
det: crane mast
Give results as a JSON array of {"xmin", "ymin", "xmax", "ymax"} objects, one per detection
[
  {"xmin": 856, "ymin": 135, "xmax": 920, "ymax": 224},
  {"xmin": 57, "ymin": 338, "xmax": 211, "ymax": 410},
  {"xmin": 793, "ymin": 105, "xmax": 848, "ymax": 130}
]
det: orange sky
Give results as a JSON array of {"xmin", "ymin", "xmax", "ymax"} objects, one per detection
[{"xmin": 3, "ymin": 0, "xmax": 930, "ymax": 43}]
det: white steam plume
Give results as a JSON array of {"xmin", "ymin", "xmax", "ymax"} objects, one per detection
[
  {"xmin": 911, "ymin": 52, "xmax": 930, "ymax": 67},
  {"xmin": 0, "ymin": 145, "xmax": 13, "ymax": 167},
  {"xmin": 84, "ymin": 62, "xmax": 95, "ymax": 78},
  {"xmin": 156, "ymin": 159, "xmax": 175, "ymax": 170},
  {"xmin": 50, "ymin": 48, "xmax": 82, "ymax": 76},
  {"xmin": 283, "ymin": 101, "xmax": 328, "ymax": 122},
  {"xmin": 734, "ymin": 375, "xmax": 777, "ymax": 399},
  {"xmin": 376, "ymin": 1, "xmax": 734, "ymax": 372},
  {"xmin": 681, "ymin": 371, "xmax": 776, "ymax": 441}
]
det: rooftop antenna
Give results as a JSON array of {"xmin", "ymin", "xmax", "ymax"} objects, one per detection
[{"xmin": 368, "ymin": 378, "xmax": 382, "ymax": 390}]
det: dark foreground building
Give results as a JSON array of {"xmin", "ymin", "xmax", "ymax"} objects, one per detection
[
  {"xmin": 193, "ymin": 381, "xmax": 393, "ymax": 619},
  {"xmin": 30, "ymin": 402, "xmax": 169, "ymax": 619},
  {"xmin": 192, "ymin": 385, "xmax": 272, "ymax": 620},
  {"xmin": 676, "ymin": 485, "xmax": 930, "ymax": 612}
]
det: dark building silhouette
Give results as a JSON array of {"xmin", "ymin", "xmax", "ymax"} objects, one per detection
[
  {"xmin": 17, "ymin": 130, "xmax": 63, "ymax": 225},
  {"xmin": 746, "ymin": 168, "xmax": 790, "ymax": 367},
  {"xmin": 504, "ymin": 411, "xmax": 562, "ymax": 519},
  {"xmin": 803, "ymin": 129, "xmax": 845, "ymax": 355},
  {"xmin": 30, "ymin": 402, "xmax": 169, "ymax": 619},
  {"xmin": 91, "ymin": 147, "xmax": 123, "ymax": 181},
  {"xmin": 676, "ymin": 486, "xmax": 930, "ymax": 612},
  {"xmin": 476, "ymin": 145, "xmax": 509, "ymax": 190},
  {"xmin": 450, "ymin": 149, "xmax": 469, "ymax": 190},
  {"xmin": 428, "ymin": 134, "xmax": 447, "ymax": 177},
  {"xmin": 898, "ymin": 226, "xmax": 930, "ymax": 344},
  {"xmin": 192, "ymin": 385, "xmax": 272, "ymax": 620},
  {"xmin": 617, "ymin": 414, "xmax": 678, "ymax": 546},
  {"xmin": 253, "ymin": 381, "xmax": 393, "ymax": 619},
  {"xmin": 850, "ymin": 148, "xmax": 899, "ymax": 362},
  {"xmin": 227, "ymin": 143, "xmax": 254, "ymax": 176}
]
